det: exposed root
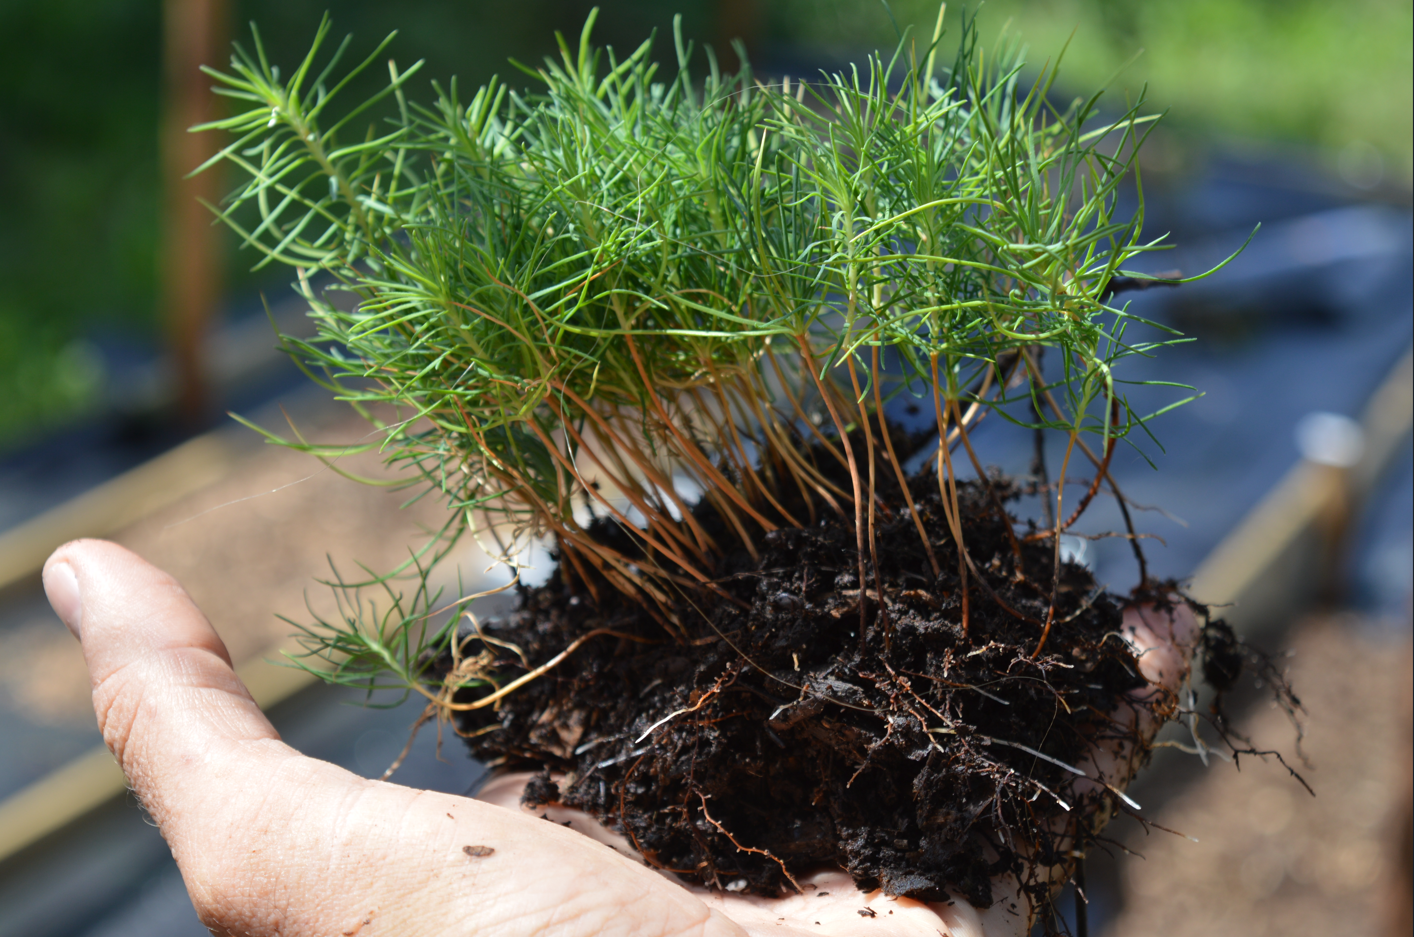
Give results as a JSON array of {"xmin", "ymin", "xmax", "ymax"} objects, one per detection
[{"xmin": 698, "ymin": 793, "xmax": 802, "ymax": 894}]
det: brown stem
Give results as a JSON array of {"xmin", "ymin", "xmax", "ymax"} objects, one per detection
[
  {"xmin": 543, "ymin": 478, "xmax": 751, "ymax": 619},
  {"xmin": 694, "ymin": 383, "xmax": 758, "ymax": 503},
  {"xmin": 1060, "ymin": 415, "xmax": 1117, "ymax": 531},
  {"xmin": 558, "ymin": 537, "xmax": 603, "ymax": 605},
  {"xmin": 765, "ymin": 344, "xmax": 849, "ymax": 471},
  {"xmin": 930, "ymin": 353, "xmax": 970, "ymax": 636},
  {"xmin": 754, "ymin": 392, "xmax": 852, "ymax": 511},
  {"xmin": 543, "ymin": 396, "xmax": 711, "ymax": 568},
  {"xmin": 480, "ymin": 431, "xmax": 687, "ymax": 620},
  {"xmin": 1035, "ymin": 428, "xmax": 1079, "ymax": 658},
  {"xmin": 701, "ymin": 374, "xmax": 803, "ymax": 527},
  {"xmin": 547, "ymin": 380, "xmax": 718, "ymax": 557},
  {"xmin": 872, "ymin": 346, "xmax": 940, "ymax": 576},
  {"xmin": 949, "ymin": 396, "xmax": 1023, "ymax": 564},
  {"xmin": 1033, "ymin": 427, "xmax": 1054, "ymax": 529},
  {"xmin": 847, "ymin": 352, "xmax": 889, "ymax": 644},
  {"xmin": 798, "ymin": 337, "xmax": 870, "ymax": 639},
  {"xmin": 623, "ymin": 334, "xmax": 775, "ymax": 540},
  {"xmin": 651, "ymin": 391, "xmax": 765, "ymax": 562},
  {"xmin": 1112, "ymin": 477, "xmax": 1149, "ymax": 586},
  {"xmin": 1020, "ymin": 348, "xmax": 1149, "ymax": 586},
  {"xmin": 734, "ymin": 369, "xmax": 843, "ymax": 524},
  {"xmin": 524, "ymin": 418, "xmax": 705, "ymax": 584},
  {"xmin": 452, "ymin": 420, "xmax": 664, "ymax": 612},
  {"xmin": 727, "ymin": 370, "xmax": 825, "ymax": 521}
]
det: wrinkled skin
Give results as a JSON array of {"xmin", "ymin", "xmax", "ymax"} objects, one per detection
[{"xmin": 44, "ymin": 540, "xmax": 1197, "ymax": 936}]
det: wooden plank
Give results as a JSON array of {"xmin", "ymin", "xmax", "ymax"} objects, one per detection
[
  {"xmin": 1190, "ymin": 347, "xmax": 1412, "ymax": 630},
  {"xmin": 0, "ymin": 433, "xmax": 235, "ymax": 594}
]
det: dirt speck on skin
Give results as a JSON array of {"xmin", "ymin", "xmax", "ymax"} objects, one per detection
[
  {"xmin": 462, "ymin": 845, "xmax": 495, "ymax": 858},
  {"xmin": 341, "ymin": 912, "xmax": 375, "ymax": 936},
  {"xmin": 437, "ymin": 425, "xmax": 1199, "ymax": 912}
]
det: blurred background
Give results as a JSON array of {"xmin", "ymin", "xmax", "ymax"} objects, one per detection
[{"xmin": 0, "ymin": 2, "xmax": 1409, "ymax": 935}]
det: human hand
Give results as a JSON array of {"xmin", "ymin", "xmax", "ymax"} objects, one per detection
[{"xmin": 44, "ymin": 539, "xmax": 1196, "ymax": 936}]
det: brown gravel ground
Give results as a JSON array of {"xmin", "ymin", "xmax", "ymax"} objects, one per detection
[{"xmin": 1102, "ymin": 614, "xmax": 1413, "ymax": 937}]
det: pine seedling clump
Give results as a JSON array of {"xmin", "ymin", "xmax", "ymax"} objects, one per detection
[{"xmin": 198, "ymin": 7, "xmax": 1242, "ymax": 914}]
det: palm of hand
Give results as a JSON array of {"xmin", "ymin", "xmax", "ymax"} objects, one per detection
[{"xmin": 476, "ymin": 773, "xmax": 1020, "ymax": 936}]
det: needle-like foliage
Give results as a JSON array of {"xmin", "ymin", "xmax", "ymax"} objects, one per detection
[{"xmin": 198, "ymin": 7, "xmax": 1232, "ymax": 695}]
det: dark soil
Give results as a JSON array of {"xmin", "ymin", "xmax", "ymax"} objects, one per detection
[{"xmin": 436, "ymin": 430, "xmax": 1171, "ymax": 911}]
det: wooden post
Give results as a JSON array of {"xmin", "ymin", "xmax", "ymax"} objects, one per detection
[
  {"xmin": 716, "ymin": 0, "xmax": 759, "ymax": 74},
  {"xmin": 161, "ymin": 0, "xmax": 229, "ymax": 427}
]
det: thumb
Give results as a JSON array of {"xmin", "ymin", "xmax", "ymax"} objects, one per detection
[{"xmin": 42, "ymin": 540, "xmax": 288, "ymax": 827}]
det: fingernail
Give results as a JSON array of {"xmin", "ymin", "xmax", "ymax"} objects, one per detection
[{"xmin": 44, "ymin": 561, "xmax": 84, "ymax": 639}]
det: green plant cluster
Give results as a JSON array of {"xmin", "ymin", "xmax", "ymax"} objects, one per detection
[{"xmin": 201, "ymin": 8, "xmax": 1222, "ymax": 692}]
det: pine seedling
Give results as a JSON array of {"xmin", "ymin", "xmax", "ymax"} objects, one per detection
[{"xmin": 196, "ymin": 7, "xmax": 1235, "ymax": 706}]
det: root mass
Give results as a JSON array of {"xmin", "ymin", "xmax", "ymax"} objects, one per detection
[{"xmin": 441, "ymin": 468, "xmax": 1169, "ymax": 909}]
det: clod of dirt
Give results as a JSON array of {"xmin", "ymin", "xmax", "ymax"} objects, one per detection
[
  {"xmin": 1201, "ymin": 618, "xmax": 1244, "ymax": 693},
  {"xmin": 436, "ymin": 455, "xmax": 1181, "ymax": 911}
]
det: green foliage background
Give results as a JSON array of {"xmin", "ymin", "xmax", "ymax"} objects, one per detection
[
  {"xmin": 775, "ymin": 0, "xmax": 1413, "ymax": 171},
  {"xmin": 0, "ymin": 0, "xmax": 1408, "ymax": 447}
]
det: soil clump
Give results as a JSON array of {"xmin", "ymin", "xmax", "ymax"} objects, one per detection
[{"xmin": 437, "ymin": 430, "xmax": 1168, "ymax": 908}]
